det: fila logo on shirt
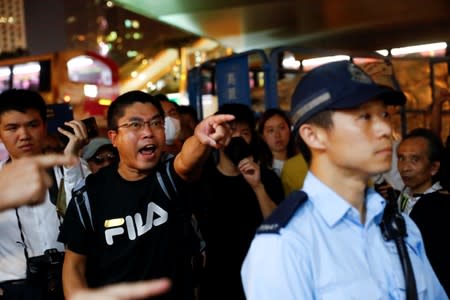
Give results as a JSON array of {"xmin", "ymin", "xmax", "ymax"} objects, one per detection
[{"xmin": 103, "ymin": 202, "xmax": 168, "ymax": 245}]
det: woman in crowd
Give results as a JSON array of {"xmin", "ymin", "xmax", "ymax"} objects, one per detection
[{"xmin": 257, "ymin": 108, "xmax": 297, "ymax": 176}]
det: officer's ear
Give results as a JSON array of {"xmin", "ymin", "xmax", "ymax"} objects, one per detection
[{"xmin": 298, "ymin": 123, "xmax": 327, "ymax": 151}]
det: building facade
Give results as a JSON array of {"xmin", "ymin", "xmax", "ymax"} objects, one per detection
[{"xmin": 0, "ymin": 0, "xmax": 26, "ymax": 53}]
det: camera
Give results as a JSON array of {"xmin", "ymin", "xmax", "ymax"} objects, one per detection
[
  {"xmin": 63, "ymin": 117, "xmax": 99, "ymax": 139},
  {"xmin": 81, "ymin": 117, "xmax": 99, "ymax": 139},
  {"xmin": 27, "ymin": 248, "xmax": 64, "ymax": 292}
]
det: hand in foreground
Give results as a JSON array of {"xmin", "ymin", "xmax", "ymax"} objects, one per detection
[
  {"xmin": 194, "ymin": 114, "xmax": 235, "ymax": 149},
  {"xmin": 69, "ymin": 278, "xmax": 171, "ymax": 300},
  {"xmin": 0, "ymin": 154, "xmax": 77, "ymax": 211}
]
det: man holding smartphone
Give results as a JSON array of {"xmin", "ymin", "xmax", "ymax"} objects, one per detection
[
  {"xmin": 60, "ymin": 90, "xmax": 234, "ymax": 300},
  {"xmin": 0, "ymin": 89, "xmax": 90, "ymax": 300}
]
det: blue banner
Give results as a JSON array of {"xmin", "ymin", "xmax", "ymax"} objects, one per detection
[
  {"xmin": 187, "ymin": 67, "xmax": 200, "ymax": 107},
  {"xmin": 215, "ymin": 55, "xmax": 250, "ymax": 106}
]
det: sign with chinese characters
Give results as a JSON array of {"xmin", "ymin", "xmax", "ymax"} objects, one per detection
[
  {"xmin": 46, "ymin": 104, "xmax": 74, "ymax": 134},
  {"xmin": 216, "ymin": 55, "xmax": 251, "ymax": 106}
]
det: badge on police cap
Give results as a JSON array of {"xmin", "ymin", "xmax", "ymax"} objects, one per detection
[{"xmin": 348, "ymin": 63, "xmax": 373, "ymax": 84}]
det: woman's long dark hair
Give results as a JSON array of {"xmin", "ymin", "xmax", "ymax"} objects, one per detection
[{"xmin": 257, "ymin": 108, "xmax": 297, "ymax": 169}]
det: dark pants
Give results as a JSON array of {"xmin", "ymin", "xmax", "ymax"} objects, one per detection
[{"xmin": 0, "ymin": 279, "xmax": 64, "ymax": 300}]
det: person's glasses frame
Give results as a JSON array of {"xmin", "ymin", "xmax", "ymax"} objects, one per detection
[{"xmin": 117, "ymin": 117, "xmax": 165, "ymax": 132}]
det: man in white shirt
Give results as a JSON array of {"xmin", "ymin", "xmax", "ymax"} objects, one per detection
[{"xmin": 0, "ymin": 89, "xmax": 89, "ymax": 300}]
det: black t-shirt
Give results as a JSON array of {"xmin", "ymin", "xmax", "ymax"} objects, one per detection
[
  {"xmin": 60, "ymin": 161, "xmax": 191, "ymax": 299},
  {"xmin": 409, "ymin": 191, "xmax": 450, "ymax": 295},
  {"xmin": 196, "ymin": 163, "xmax": 284, "ymax": 299}
]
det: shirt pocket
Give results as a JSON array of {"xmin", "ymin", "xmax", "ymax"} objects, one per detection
[
  {"xmin": 396, "ymin": 243, "xmax": 427, "ymax": 297},
  {"xmin": 385, "ymin": 241, "xmax": 427, "ymax": 298},
  {"xmin": 318, "ymin": 277, "xmax": 384, "ymax": 300}
]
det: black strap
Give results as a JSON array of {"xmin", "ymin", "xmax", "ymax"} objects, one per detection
[
  {"xmin": 15, "ymin": 209, "xmax": 30, "ymax": 267},
  {"xmin": 73, "ymin": 179, "xmax": 94, "ymax": 232},
  {"xmin": 156, "ymin": 159, "xmax": 178, "ymax": 201},
  {"xmin": 73, "ymin": 159, "xmax": 178, "ymax": 235},
  {"xmin": 47, "ymin": 168, "xmax": 59, "ymax": 206},
  {"xmin": 45, "ymin": 167, "xmax": 63, "ymax": 224},
  {"xmin": 380, "ymin": 188, "xmax": 418, "ymax": 300},
  {"xmin": 5, "ymin": 158, "xmax": 30, "ymax": 266},
  {"xmin": 8, "ymin": 158, "xmax": 62, "ymax": 269}
]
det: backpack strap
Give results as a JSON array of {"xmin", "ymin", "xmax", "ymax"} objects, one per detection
[
  {"xmin": 72, "ymin": 158, "xmax": 176, "ymax": 233},
  {"xmin": 156, "ymin": 158, "xmax": 178, "ymax": 201},
  {"xmin": 72, "ymin": 178, "xmax": 95, "ymax": 232},
  {"xmin": 257, "ymin": 190, "xmax": 308, "ymax": 234},
  {"xmin": 157, "ymin": 157, "xmax": 207, "ymax": 256}
]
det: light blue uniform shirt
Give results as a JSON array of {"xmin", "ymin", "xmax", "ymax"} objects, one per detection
[{"xmin": 241, "ymin": 172, "xmax": 448, "ymax": 300}]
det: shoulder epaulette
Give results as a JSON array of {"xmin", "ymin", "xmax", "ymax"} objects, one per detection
[{"xmin": 256, "ymin": 190, "xmax": 308, "ymax": 234}]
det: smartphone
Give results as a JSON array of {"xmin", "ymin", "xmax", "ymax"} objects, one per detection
[
  {"xmin": 58, "ymin": 117, "xmax": 99, "ymax": 145},
  {"xmin": 81, "ymin": 117, "xmax": 99, "ymax": 139}
]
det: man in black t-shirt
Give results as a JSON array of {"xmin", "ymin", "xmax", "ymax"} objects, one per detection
[
  {"xmin": 195, "ymin": 103, "xmax": 284, "ymax": 300},
  {"xmin": 60, "ymin": 90, "xmax": 234, "ymax": 300}
]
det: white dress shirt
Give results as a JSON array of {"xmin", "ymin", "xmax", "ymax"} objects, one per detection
[{"xmin": 0, "ymin": 158, "xmax": 89, "ymax": 281}]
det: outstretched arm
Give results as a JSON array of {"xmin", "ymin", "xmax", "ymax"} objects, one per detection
[
  {"xmin": 174, "ymin": 114, "xmax": 234, "ymax": 181},
  {"xmin": 63, "ymin": 249, "xmax": 89, "ymax": 299},
  {"xmin": 69, "ymin": 278, "xmax": 171, "ymax": 300}
]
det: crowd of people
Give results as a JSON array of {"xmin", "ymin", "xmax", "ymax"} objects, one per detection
[{"xmin": 0, "ymin": 60, "xmax": 448, "ymax": 300}]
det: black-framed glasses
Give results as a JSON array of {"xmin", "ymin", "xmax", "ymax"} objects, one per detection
[
  {"xmin": 117, "ymin": 117, "xmax": 164, "ymax": 131},
  {"xmin": 91, "ymin": 153, "xmax": 117, "ymax": 165}
]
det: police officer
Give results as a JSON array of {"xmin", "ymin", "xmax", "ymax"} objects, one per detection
[{"xmin": 241, "ymin": 61, "xmax": 448, "ymax": 299}]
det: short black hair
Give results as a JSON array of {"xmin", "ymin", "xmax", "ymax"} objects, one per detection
[
  {"xmin": 153, "ymin": 93, "xmax": 179, "ymax": 111},
  {"xmin": 403, "ymin": 128, "xmax": 443, "ymax": 163},
  {"xmin": 0, "ymin": 89, "xmax": 47, "ymax": 122},
  {"xmin": 215, "ymin": 103, "xmax": 261, "ymax": 162},
  {"xmin": 178, "ymin": 105, "xmax": 199, "ymax": 123},
  {"xmin": 216, "ymin": 103, "xmax": 255, "ymax": 130},
  {"xmin": 297, "ymin": 110, "xmax": 334, "ymax": 165},
  {"xmin": 107, "ymin": 90, "xmax": 164, "ymax": 130},
  {"xmin": 153, "ymin": 93, "xmax": 170, "ymax": 102}
]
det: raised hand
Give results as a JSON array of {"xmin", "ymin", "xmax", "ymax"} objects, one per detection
[
  {"xmin": 194, "ymin": 114, "xmax": 234, "ymax": 149},
  {"xmin": 238, "ymin": 157, "xmax": 262, "ymax": 189}
]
